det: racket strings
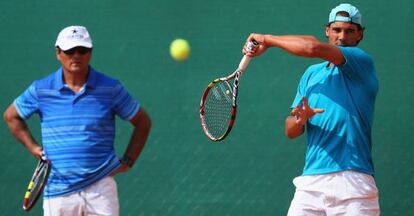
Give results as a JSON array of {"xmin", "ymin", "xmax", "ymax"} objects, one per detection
[
  {"xmin": 204, "ymin": 81, "xmax": 234, "ymax": 138},
  {"xmin": 28, "ymin": 163, "xmax": 48, "ymax": 204}
]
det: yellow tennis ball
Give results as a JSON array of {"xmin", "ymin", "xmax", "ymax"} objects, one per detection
[{"xmin": 170, "ymin": 39, "xmax": 190, "ymax": 61}]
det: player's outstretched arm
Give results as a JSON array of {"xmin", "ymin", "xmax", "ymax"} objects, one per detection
[{"xmin": 243, "ymin": 33, "xmax": 344, "ymax": 65}]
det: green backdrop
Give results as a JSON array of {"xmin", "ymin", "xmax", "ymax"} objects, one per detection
[{"xmin": 1, "ymin": 0, "xmax": 413, "ymax": 215}]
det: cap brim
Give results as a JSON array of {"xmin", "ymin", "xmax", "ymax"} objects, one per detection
[{"xmin": 56, "ymin": 41, "xmax": 93, "ymax": 51}]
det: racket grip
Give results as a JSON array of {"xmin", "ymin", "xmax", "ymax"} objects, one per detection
[
  {"xmin": 239, "ymin": 40, "xmax": 259, "ymax": 70},
  {"xmin": 245, "ymin": 39, "xmax": 259, "ymax": 53}
]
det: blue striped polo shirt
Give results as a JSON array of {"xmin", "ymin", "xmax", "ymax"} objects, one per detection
[{"xmin": 14, "ymin": 66, "xmax": 140, "ymax": 198}]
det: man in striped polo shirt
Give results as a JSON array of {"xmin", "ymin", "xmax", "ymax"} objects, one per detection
[{"xmin": 3, "ymin": 25, "xmax": 152, "ymax": 215}]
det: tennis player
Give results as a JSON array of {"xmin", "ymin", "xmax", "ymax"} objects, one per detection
[
  {"xmin": 3, "ymin": 25, "xmax": 151, "ymax": 216},
  {"xmin": 243, "ymin": 3, "xmax": 380, "ymax": 215}
]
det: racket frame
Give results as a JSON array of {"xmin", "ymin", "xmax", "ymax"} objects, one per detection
[
  {"xmin": 200, "ymin": 41, "xmax": 257, "ymax": 141},
  {"xmin": 22, "ymin": 159, "xmax": 51, "ymax": 212},
  {"xmin": 199, "ymin": 71, "xmax": 240, "ymax": 141}
]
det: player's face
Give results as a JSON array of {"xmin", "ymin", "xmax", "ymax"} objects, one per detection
[
  {"xmin": 325, "ymin": 22, "xmax": 363, "ymax": 47},
  {"xmin": 56, "ymin": 46, "xmax": 92, "ymax": 74}
]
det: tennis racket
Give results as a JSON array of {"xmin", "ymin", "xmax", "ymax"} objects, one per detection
[
  {"xmin": 199, "ymin": 40, "xmax": 259, "ymax": 141},
  {"xmin": 23, "ymin": 158, "xmax": 51, "ymax": 211}
]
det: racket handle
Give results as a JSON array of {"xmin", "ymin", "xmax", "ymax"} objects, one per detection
[
  {"xmin": 238, "ymin": 55, "xmax": 252, "ymax": 71},
  {"xmin": 239, "ymin": 40, "xmax": 259, "ymax": 70}
]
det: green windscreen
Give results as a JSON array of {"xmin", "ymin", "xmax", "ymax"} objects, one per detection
[{"xmin": 0, "ymin": 0, "xmax": 413, "ymax": 215}]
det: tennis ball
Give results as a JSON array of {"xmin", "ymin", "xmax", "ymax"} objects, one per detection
[{"xmin": 170, "ymin": 39, "xmax": 190, "ymax": 61}]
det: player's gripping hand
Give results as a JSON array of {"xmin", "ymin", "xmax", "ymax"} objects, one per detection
[{"xmin": 243, "ymin": 33, "xmax": 268, "ymax": 57}]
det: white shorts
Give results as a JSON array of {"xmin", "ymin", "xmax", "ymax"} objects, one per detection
[
  {"xmin": 287, "ymin": 170, "xmax": 380, "ymax": 216},
  {"xmin": 43, "ymin": 176, "xmax": 119, "ymax": 216}
]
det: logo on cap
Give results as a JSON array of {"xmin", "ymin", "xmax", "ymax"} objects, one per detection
[{"xmin": 69, "ymin": 28, "xmax": 85, "ymax": 40}]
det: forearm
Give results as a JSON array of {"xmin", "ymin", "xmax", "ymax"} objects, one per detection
[
  {"xmin": 285, "ymin": 116, "xmax": 304, "ymax": 139},
  {"xmin": 262, "ymin": 34, "xmax": 343, "ymax": 64},
  {"xmin": 122, "ymin": 127, "xmax": 149, "ymax": 166},
  {"xmin": 245, "ymin": 33, "xmax": 343, "ymax": 64},
  {"xmin": 264, "ymin": 34, "xmax": 322, "ymax": 57},
  {"xmin": 3, "ymin": 105, "xmax": 41, "ymax": 157},
  {"xmin": 121, "ymin": 111, "xmax": 151, "ymax": 167}
]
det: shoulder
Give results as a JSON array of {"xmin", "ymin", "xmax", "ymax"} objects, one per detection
[
  {"xmin": 337, "ymin": 46, "xmax": 375, "ymax": 72},
  {"xmin": 90, "ymin": 68, "xmax": 121, "ymax": 87},
  {"xmin": 32, "ymin": 68, "xmax": 63, "ymax": 90},
  {"xmin": 338, "ymin": 46, "xmax": 368, "ymax": 55},
  {"xmin": 338, "ymin": 47, "xmax": 374, "ymax": 64},
  {"xmin": 88, "ymin": 68, "xmax": 129, "ymax": 98}
]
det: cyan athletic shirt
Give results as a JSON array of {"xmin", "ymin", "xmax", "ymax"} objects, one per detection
[{"xmin": 291, "ymin": 46, "xmax": 378, "ymax": 176}]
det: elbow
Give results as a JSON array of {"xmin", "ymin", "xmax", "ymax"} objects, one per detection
[
  {"xmin": 140, "ymin": 111, "xmax": 152, "ymax": 133},
  {"xmin": 303, "ymin": 37, "xmax": 323, "ymax": 57},
  {"xmin": 3, "ymin": 107, "xmax": 13, "ymax": 124},
  {"xmin": 3, "ymin": 106, "xmax": 21, "ymax": 131},
  {"xmin": 285, "ymin": 129, "xmax": 298, "ymax": 139},
  {"xmin": 285, "ymin": 132, "xmax": 295, "ymax": 139},
  {"xmin": 284, "ymin": 116, "xmax": 303, "ymax": 139}
]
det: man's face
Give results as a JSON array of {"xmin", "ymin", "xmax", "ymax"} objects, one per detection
[
  {"xmin": 325, "ymin": 22, "xmax": 363, "ymax": 46},
  {"xmin": 56, "ymin": 46, "xmax": 92, "ymax": 74}
]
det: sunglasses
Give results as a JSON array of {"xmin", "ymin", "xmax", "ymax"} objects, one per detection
[{"xmin": 61, "ymin": 47, "xmax": 92, "ymax": 55}]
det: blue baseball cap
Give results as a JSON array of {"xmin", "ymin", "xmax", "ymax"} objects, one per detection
[{"xmin": 328, "ymin": 3, "xmax": 362, "ymax": 26}]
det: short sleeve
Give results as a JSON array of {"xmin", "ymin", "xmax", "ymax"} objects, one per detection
[
  {"xmin": 14, "ymin": 82, "xmax": 39, "ymax": 119},
  {"xmin": 337, "ymin": 47, "xmax": 374, "ymax": 81},
  {"xmin": 112, "ymin": 83, "xmax": 140, "ymax": 120}
]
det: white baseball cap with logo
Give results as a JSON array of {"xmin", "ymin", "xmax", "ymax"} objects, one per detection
[{"xmin": 55, "ymin": 26, "xmax": 93, "ymax": 51}]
